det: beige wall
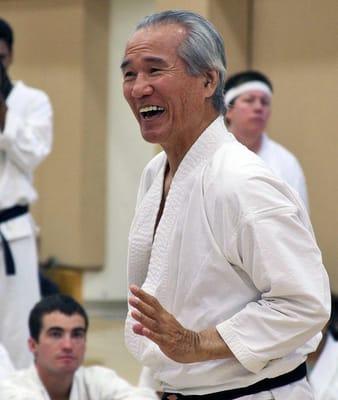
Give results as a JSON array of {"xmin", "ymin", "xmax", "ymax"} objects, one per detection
[
  {"xmin": 210, "ymin": 0, "xmax": 250, "ymax": 74},
  {"xmin": 83, "ymin": 0, "xmax": 156, "ymax": 301},
  {"xmin": 1, "ymin": 0, "xmax": 108, "ymax": 268},
  {"xmin": 156, "ymin": 0, "xmax": 209, "ymax": 15},
  {"xmin": 251, "ymin": 0, "xmax": 338, "ymax": 290}
]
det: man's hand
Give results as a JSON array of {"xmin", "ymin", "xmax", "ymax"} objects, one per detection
[
  {"xmin": 129, "ymin": 285, "xmax": 234, "ymax": 363},
  {"xmin": 129, "ymin": 285, "xmax": 200, "ymax": 363}
]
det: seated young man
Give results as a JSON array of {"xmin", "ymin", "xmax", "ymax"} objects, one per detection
[{"xmin": 0, "ymin": 294, "xmax": 157, "ymax": 400}]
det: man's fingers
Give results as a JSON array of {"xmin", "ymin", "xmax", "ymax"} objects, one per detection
[
  {"xmin": 132, "ymin": 322, "xmax": 164, "ymax": 346},
  {"xmin": 129, "ymin": 285, "xmax": 162, "ymax": 309},
  {"xmin": 132, "ymin": 323, "xmax": 150, "ymax": 337},
  {"xmin": 129, "ymin": 296, "xmax": 158, "ymax": 320},
  {"xmin": 131, "ymin": 309, "xmax": 161, "ymax": 333}
]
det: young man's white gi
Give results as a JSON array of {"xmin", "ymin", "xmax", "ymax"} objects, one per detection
[{"xmin": 0, "ymin": 364, "xmax": 158, "ymax": 399}]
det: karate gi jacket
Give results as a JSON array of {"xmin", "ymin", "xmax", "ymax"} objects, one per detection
[
  {"xmin": 258, "ymin": 133, "xmax": 308, "ymax": 210},
  {"xmin": 309, "ymin": 333, "xmax": 338, "ymax": 399},
  {"xmin": 0, "ymin": 343, "xmax": 14, "ymax": 379},
  {"xmin": 125, "ymin": 116, "xmax": 330, "ymax": 395},
  {"xmin": 0, "ymin": 365, "xmax": 158, "ymax": 400},
  {"xmin": 0, "ymin": 80, "xmax": 53, "ymax": 209}
]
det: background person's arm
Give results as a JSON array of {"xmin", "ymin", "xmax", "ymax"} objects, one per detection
[{"xmin": 0, "ymin": 83, "xmax": 52, "ymax": 174}]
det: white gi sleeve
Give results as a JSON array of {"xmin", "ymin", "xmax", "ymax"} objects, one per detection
[
  {"xmin": 138, "ymin": 366, "xmax": 162, "ymax": 391},
  {"xmin": 210, "ymin": 174, "xmax": 330, "ymax": 373},
  {"xmin": 83, "ymin": 366, "xmax": 158, "ymax": 399},
  {"xmin": 0, "ymin": 343, "xmax": 15, "ymax": 379},
  {"xmin": 0, "ymin": 90, "xmax": 52, "ymax": 173},
  {"xmin": 0, "ymin": 385, "xmax": 40, "ymax": 400}
]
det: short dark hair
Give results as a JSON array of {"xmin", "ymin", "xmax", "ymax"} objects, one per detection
[
  {"xmin": 29, "ymin": 294, "xmax": 89, "ymax": 341},
  {"xmin": 224, "ymin": 70, "xmax": 273, "ymax": 97},
  {"xmin": 0, "ymin": 18, "xmax": 14, "ymax": 51}
]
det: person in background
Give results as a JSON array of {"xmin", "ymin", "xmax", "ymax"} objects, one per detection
[
  {"xmin": 224, "ymin": 70, "xmax": 309, "ymax": 209},
  {"xmin": 121, "ymin": 10, "xmax": 329, "ymax": 399},
  {"xmin": 0, "ymin": 17, "xmax": 53, "ymax": 368},
  {"xmin": 0, "ymin": 294, "xmax": 158, "ymax": 399},
  {"xmin": 308, "ymin": 293, "xmax": 338, "ymax": 399}
]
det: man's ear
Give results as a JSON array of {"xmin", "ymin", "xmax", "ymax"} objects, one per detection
[
  {"xmin": 203, "ymin": 70, "xmax": 218, "ymax": 98},
  {"xmin": 28, "ymin": 337, "xmax": 37, "ymax": 354}
]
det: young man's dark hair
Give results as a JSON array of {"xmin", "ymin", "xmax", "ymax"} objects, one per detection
[
  {"xmin": 224, "ymin": 70, "xmax": 273, "ymax": 96},
  {"xmin": 29, "ymin": 294, "xmax": 89, "ymax": 341},
  {"xmin": 0, "ymin": 18, "xmax": 14, "ymax": 51}
]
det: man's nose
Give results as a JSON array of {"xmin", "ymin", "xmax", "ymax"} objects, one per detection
[
  {"xmin": 253, "ymin": 99, "xmax": 264, "ymax": 111},
  {"xmin": 61, "ymin": 335, "xmax": 73, "ymax": 350},
  {"xmin": 131, "ymin": 74, "xmax": 153, "ymax": 98}
]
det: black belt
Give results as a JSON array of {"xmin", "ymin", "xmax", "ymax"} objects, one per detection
[
  {"xmin": 0, "ymin": 205, "xmax": 29, "ymax": 275},
  {"xmin": 162, "ymin": 362, "xmax": 307, "ymax": 400}
]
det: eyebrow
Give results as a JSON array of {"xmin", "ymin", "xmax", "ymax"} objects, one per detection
[
  {"xmin": 46, "ymin": 327, "xmax": 64, "ymax": 333},
  {"xmin": 46, "ymin": 326, "xmax": 85, "ymax": 333},
  {"xmin": 120, "ymin": 56, "xmax": 168, "ymax": 70},
  {"xmin": 72, "ymin": 327, "xmax": 86, "ymax": 334}
]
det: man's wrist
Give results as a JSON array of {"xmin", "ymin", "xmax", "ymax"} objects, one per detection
[{"xmin": 196, "ymin": 328, "xmax": 233, "ymax": 361}]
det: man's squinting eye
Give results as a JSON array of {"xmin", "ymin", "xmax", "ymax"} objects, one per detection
[{"xmin": 123, "ymin": 70, "xmax": 136, "ymax": 80}]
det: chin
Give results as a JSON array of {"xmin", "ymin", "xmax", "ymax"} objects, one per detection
[{"xmin": 141, "ymin": 130, "xmax": 166, "ymax": 145}]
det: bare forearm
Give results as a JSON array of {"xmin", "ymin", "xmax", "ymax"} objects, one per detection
[{"xmin": 196, "ymin": 327, "xmax": 234, "ymax": 361}]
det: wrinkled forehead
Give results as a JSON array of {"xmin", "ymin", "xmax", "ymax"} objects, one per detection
[{"xmin": 124, "ymin": 23, "xmax": 187, "ymax": 58}]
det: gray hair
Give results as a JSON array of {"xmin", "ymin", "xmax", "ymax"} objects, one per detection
[{"xmin": 136, "ymin": 10, "xmax": 227, "ymax": 114}]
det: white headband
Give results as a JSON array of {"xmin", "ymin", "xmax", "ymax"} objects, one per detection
[{"xmin": 224, "ymin": 81, "xmax": 272, "ymax": 109}]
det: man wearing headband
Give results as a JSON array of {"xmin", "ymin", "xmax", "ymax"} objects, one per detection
[{"xmin": 224, "ymin": 70, "xmax": 309, "ymax": 210}]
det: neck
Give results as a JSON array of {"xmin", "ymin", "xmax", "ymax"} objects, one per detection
[
  {"xmin": 37, "ymin": 366, "xmax": 74, "ymax": 400},
  {"xmin": 163, "ymin": 110, "xmax": 218, "ymax": 175}
]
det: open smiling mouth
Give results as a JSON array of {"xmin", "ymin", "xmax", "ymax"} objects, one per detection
[{"xmin": 139, "ymin": 105, "xmax": 165, "ymax": 119}]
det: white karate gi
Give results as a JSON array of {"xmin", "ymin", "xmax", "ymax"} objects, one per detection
[
  {"xmin": 258, "ymin": 133, "xmax": 308, "ymax": 210},
  {"xmin": 0, "ymin": 343, "xmax": 14, "ymax": 380},
  {"xmin": 0, "ymin": 364, "xmax": 158, "ymax": 399},
  {"xmin": 309, "ymin": 333, "xmax": 338, "ymax": 400},
  {"xmin": 125, "ymin": 117, "xmax": 330, "ymax": 398},
  {"xmin": 0, "ymin": 81, "xmax": 53, "ymax": 368}
]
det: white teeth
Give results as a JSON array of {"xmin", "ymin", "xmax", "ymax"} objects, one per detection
[{"xmin": 139, "ymin": 105, "xmax": 164, "ymax": 113}]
